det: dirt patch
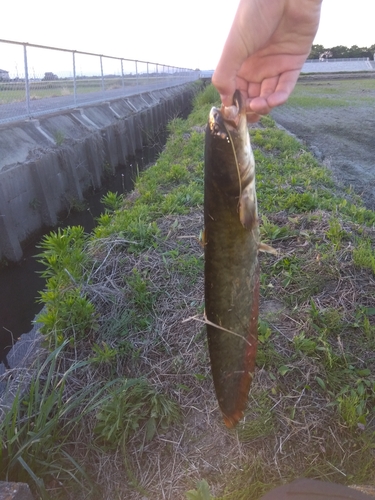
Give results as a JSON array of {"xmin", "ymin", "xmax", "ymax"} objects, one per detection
[{"xmin": 271, "ymin": 75, "xmax": 375, "ymax": 209}]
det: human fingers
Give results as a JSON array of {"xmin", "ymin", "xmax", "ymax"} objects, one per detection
[
  {"xmin": 246, "ymin": 96, "xmax": 271, "ymax": 115},
  {"xmin": 246, "ymin": 111, "xmax": 262, "ymax": 123},
  {"xmin": 246, "ymin": 81, "xmax": 262, "ymax": 100},
  {"xmin": 212, "ymin": 67, "xmax": 238, "ymax": 107},
  {"xmin": 246, "ymin": 69, "xmax": 301, "ymax": 114},
  {"xmin": 213, "ymin": 72, "xmax": 255, "ymax": 108},
  {"xmin": 245, "ymin": 76, "xmax": 280, "ymax": 115},
  {"xmin": 266, "ymin": 69, "xmax": 300, "ymax": 108}
]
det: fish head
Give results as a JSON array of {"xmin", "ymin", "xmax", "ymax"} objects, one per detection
[
  {"xmin": 208, "ymin": 90, "xmax": 246, "ymax": 139},
  {"xmin": 206, "ymin": 91, "xmax": 254, "ymax": 195},
  {"xmin": 208, "ymin": 106, "xmax": 229, "ymax": 142},
  {"xmin": 205, "ymin": 91, "xmax": 257, "ymax": 229},
  {"xmin": 206, "ymin": 106, "xmax": 240, "ymax": 197}
]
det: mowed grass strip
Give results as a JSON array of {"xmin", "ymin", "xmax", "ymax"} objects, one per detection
[{"xmin": 284, "ymin": 77, "xmax": 375, "ymax": 108}]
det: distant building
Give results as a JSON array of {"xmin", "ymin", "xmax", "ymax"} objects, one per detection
[
  {"xmin": 0, "ymin": 69, "xmax": 10, "ymax": 81},
  {"xmin": 319, "ymin": 50, "xmax": 333, "ymax": 61},
  {"xmin": 43, "ymin": 72, "xmax": 58, "ymax": 81}
]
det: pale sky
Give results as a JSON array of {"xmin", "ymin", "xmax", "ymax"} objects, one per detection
[{"xmin": 1, "ymin": 0, "xmax": 375, "ymax": 74}]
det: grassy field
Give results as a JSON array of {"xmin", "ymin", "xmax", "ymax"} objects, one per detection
[
  {"xmin": 1, "ymin": 84, "xmax": 374, "ymax": 500},
  {"xmin": 271, "ymin": 75, "xmax": 375, "ymax": 211},
  {"xmin": 285, "ymin": 77, "xmax": 375, "ymax": 108},
  {"xmin": 0, "ymin": 76, "xmax": 171, "ymax": 104}
]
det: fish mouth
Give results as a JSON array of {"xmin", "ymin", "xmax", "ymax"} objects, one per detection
[
  {"xmin": 208, "ymin": 90, "xmax": 243, "ymax": 137},
  {"xmin": 221, "ymin": 91, "xmax": 242, "ymax": 128},
  {"xmin": 208, "ymin": 108, "xmax": 229, "ymax": 140}
]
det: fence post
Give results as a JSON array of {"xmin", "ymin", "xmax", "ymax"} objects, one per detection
[
  {"xmin": 100, "ymin": 55, "xmax": 104, "ymax": 95},
  {"xmin": 23, "ymin": 44, "xmax": 30, "ymax": 118},
  {"xmin": 121, "ymin": 59, "xmax": 125, "ymax": 89},
  {"xmin": 135, "ymin": 60, "xmax": 139, "ymax": 89},
  {"xmin": 147, "ymin": 62, "xmax": 149, "ymax": 85},
  {"xmin": 72, "ymin": 51, "xmax": 77, "ymax": 106}
]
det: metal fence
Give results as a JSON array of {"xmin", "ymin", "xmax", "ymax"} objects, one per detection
[
  {"xmin": 0, "ymin": 39, "xmax": 200, "ymax": 124},
  {"xmin": 305, "ymin": 57, "xmax": 371, "ymax": 63}
]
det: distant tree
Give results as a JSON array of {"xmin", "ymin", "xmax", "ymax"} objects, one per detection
[
  {"xmin": 309, "ymin": 44, "xmax": 325, "ymax": 59},
  {"xmin": 330, "ymin": 45, "xmax": 373, "ymax": 59},
  {"xmin": 329, "ymin": 45, "xmax": 350, "ymax": 58},
  {"xmin": 310, "ymin": 43, "xmax": 375, "ymax": 60},
  {"xmin": 355, "ymin": 46, "xmax": 373, "ymax": 58},
  {"xmin": 348, "ymin": 45, "xmax": 363, "ymax": 57}
]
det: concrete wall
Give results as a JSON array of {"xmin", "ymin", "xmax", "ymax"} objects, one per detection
[{"xmin": 0, "ymin": 83, "xmax": 201, "ymax": 262}]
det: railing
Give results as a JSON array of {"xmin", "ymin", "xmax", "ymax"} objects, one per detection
[
  {"xmin": 0, "ymin": 39, "xmax": 200, "ymax": 124},
  {"xmin": 305, "ymin": 57, "xmax": 371, "ymax": 63}
]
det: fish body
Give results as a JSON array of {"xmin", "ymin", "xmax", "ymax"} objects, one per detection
[{"xmin": 204, "ymin": 91, "xmax": 259, "ymax": 428}]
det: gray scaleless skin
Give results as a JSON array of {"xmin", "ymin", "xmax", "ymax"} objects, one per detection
[{"xmin": 204, "ymin": 91, "xmax": 260, "ymax": 428}]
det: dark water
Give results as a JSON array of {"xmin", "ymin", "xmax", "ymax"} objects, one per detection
[{"xmin": 0, "ymin": 151, "xmax": 154, "ymax": 365}]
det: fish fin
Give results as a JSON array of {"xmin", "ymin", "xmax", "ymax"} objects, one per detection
[
  {"xmin": 258, "ymin": 242, "xmax": 277, "ymax": 255},
  {"xmin": 200, "ymin": 228, "xmax": 206, "ymax": 247},
  {"xmin": 220, "ymin": 278, "xmax": 259, "ymax": 429},
  {"xmin": 239, "ymin": 191, "xmax": 257, "ymax": 230}
]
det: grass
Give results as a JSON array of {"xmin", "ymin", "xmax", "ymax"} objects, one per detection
[
  {"xmin": 285, "ymin": 78, "xmax": 375, "ymax": 109},
  {"xmin": 0, "ymin": 76, "xmax": 172, "ymax": 105},
  {"xmin": 2, "ymin": 83, "xmax": 375, "ymax": 499},
  {"xmin": 0, "ymin": 342, "xmax": 118, "ymax": 498}
]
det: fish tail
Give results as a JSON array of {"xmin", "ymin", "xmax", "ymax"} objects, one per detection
[
  {"xmin": 223, "ymin": 410, "xmax": 245, "ymax": 429},
  {"xmin": 219, "ymin": 273, "xmax": 259, "ymax": 428}
]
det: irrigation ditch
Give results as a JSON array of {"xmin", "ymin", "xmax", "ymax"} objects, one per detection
[
  {"xmin": 0, "ymin": 156, "xmax": 142, "ymax": 369},
  {"xmin": 0, "ymin": 82, "xmax": 202, "ymax": 371}
]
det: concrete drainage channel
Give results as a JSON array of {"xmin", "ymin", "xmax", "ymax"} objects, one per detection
[
  {"xmin": 0, "ymin": 81, "xmax": 202, "ymax": 498},
  {"xmin": 0, "ymin": 82, "xmax": 201, "ymax": 263}
]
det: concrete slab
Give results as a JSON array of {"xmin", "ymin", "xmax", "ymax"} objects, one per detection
[
  {"xmin": 39, "ymin": 113, "xmax": 89, "ymax": 142},
  {"xmin": 0, "ymin": 481, "xmax": 35, "ymax": 500},
  {"xmin": 0, "ymin": 124, "xmax": 52, "ymax": 169}
]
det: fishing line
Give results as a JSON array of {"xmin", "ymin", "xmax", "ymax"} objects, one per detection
[{"xmin": 223, "ymin": 121, "xmax": 242, "ymax": 203}]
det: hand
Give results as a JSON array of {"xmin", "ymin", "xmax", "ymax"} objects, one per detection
[{"xmin": 212, "ymin": 0, "xmax": 323, "ymax": 122}]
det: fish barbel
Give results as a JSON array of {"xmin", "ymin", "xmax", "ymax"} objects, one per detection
[{"xmin": 204, "ymin": 91, "xmax": 260, "ymax": 428}]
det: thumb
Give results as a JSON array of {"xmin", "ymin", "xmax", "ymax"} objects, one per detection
[{"xmin": 212, "ymin": 69, "xmax": 237, "ymax": 107}]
